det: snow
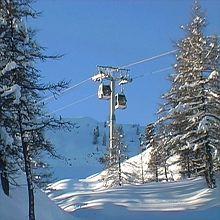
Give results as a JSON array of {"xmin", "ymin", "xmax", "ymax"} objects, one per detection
[
  {"xmin": 0, "ymin": 127, "xmax": 13, "ymax": 146},
  {"xmin": 1, "ymin": 61, "xmax": 18, "ymax": 75},
  {"xmin": 46, "ymin": 147, "xmax": 182, "ymax": 212},
  {"xmin": 47, "ymin": 174, "xmax": 220, "ymax": 220},
  {"xmin": 179, "ymin": 80, "xmax": 205, "ymax": 90},
  {"xmin": 208, "ymin": 70, "xmax": 219, "ymax": 80},
  {"xmin": 197, "ymin": 115, "xmax": 220, "ymax": 132},
  {"xmin": 208, "ymin": 91, "xmax": 219, "ymax": 99},
  {"xmin": 13, "ymin": 18, "xmax": 29, "ymax": 43},
  {"xmin": 0, "ymin": 174, "xmax": 76, "ymax": 220},
  {"xmin": 44, "ymin": 119, "xmax": 220, "ymax": 220},
  {"xmin": 0, "ymin": 17, "xmax": 6, "ymax": 26},
  {"xmin": 1, "ymin": 117, "xmax": 220, "ymax": 220},
  {"xmin": 169, "ymin": 102, "xmax": 189, "ymax": 114},
  {"xmin": 1, "ymin": 84, "xmax": 21, "ymax": 104},
  {"xmin": 46, "ymin": 117, "xmax": 143, "ymax": 180},
  {"xmin": 197, "ymin": 116, "xmax": 210, "ymax": 132}
]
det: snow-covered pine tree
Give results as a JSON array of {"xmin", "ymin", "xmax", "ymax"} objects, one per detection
[
  {"xmin": 0, "ymin": 0, "xmax": 71, "ymax": 219},
  {"xmin": 0, "ymin": 1, "xmax": 23, "ymax": 195},
  {"xmin": 136, "ymin": 123, "xmax": 160, "ymax": 183},
  {"xmin": 157, "ymin": 1, "xmax": 220, "ymax": 188},
  {"xmin": 101, "ymin": 126, "xmax": 128, "ymax": 187},
  {"xmin": 139, "ymin": 123, "xmax": 154, "ymax": 152},
  {"xmin": 117, "ymin": 124, "xmax": 124, "ymax": 137},
  {"xmin": 206, "ymin": 69, "xmax": 220, "ymax": 173},
  {"xmin": 146, "ymin": 123, "xmax": 165, "ymax": 182},
  {"xmin": 0, "ymin": 84, "xmax": 19, "ymax": 196},
  {"xmin": 138, "ymin": 134, "xmax": 146, "ymax": 184}
]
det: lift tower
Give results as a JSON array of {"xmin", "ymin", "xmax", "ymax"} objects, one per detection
[{"xmin": 92, "ymin": 66, "xmax": 132, "ymax": 164}]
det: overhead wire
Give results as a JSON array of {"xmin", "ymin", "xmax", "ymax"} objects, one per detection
[
  {"xmin": 48, "ymin": 66, "xmax": 173, "ymax": 115},
  {"xmin": 40, "ymin": 36, "xmax": 220, "ymax": 116},
  {"xmin": 120, "ymin": 50, "xmax": 177, "ymax": 69},
  {"xmin": 39, "ymin": 49, "xmax": 176, "ymax": 105},
  {"xmin": 132, "ymin": 66, "xmax": 172, "ymax": 80},
  {"xmin": 48, "ymin": 93, "xmax": 96, "ymax": 115},
  {"xmin": 38, "ymin": 77, "xmax": 91, "ymax": 104}
]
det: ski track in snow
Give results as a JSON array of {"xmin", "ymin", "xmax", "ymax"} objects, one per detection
[{"xmin": 47, "ymin": 176, "xmax": 220, "ymax": 220}]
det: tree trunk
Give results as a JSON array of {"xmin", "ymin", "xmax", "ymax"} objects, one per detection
[
  {"xmin": 155, "ymin": 165, "xmax": 158, "ymax": 182},
  {"xmin": 205, "ymin": 143, "xmax": 216, "ymax": 188},
  {"xmin": 140, "ymin": 155, "xmax": 144, "ymax": 184},
  {"xmin": 118, "ymin": 154, "xmax": 122, "ymax": 186},
  {"xmin": 0, "ymin": 156, "xmax": 9, "ymax": 196},
  {"xmin": 164, "ymin": 164, "xmax": 168, "ymax": 182},
  {"xmin": 187, "ymin": 150, "xmax": 191, "ymax": 178},
  {"xmin": 18, "ymin": 111, "xmax": 35, "ymax": 220},
  {"xmin": 1, "ymin": 171, "xmax": 9, "ymax": 196}
]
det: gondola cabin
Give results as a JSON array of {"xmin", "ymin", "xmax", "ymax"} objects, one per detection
[
  {"xmin": 115, "ymin": 93, "xmax": 127, "ymax": 109},
  {"xmin": 98, "ymin": 83, "xmax": 111, "ymax": 100}
]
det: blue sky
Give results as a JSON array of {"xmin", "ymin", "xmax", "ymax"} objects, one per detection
[{"xmin": 30, "ymin": 0, "xmax": 220, "ymax": 125}]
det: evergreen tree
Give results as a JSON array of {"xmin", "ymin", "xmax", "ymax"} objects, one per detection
[
  {"xmin": 0, "ymin": 1, "xmax": 71, "ymax": 219},
  {"xmin": 101, "ymin": 127, "xmax": 128, "ymax": 187},
  {"xmin": 157, "ymin": 2, "xmax": 220, "ymax": 188},
  {"xmin": 0, "ymin": 85, "xmax": 19, "ymax": 195},
  {"xmin": 146, "ymin": 123, "xmax": 163, "ymax": 182}
]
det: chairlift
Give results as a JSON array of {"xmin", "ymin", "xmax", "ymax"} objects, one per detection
[
  {"xmin": 115, "ymin": 93, "xmax": 127, "ymax": 109},
  {"xmin": 98, "ymin": 83, "xmax": 111, "ymax": 100}
]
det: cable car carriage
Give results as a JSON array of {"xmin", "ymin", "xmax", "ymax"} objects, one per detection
[
  {"xmin": 115, "ymin": 93, "xmax": 127, "ymax": 109},
  {"xmin": 98, "ymin": 83, "xmax": 111, "ymax": 100}
]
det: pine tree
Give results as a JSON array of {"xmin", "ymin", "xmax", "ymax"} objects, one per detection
[
  {"xmin": 101, "ymin": 127, "xmax": 128, "ymax": 187},
  {"xmin": 0, "ymin": 1, "xmax": 71, "ymax": 219},
  {"xmin": 138, "ymin": 134, "xmax": 146, "ymax": 183},
  {"xmin": 0, "ymin": 85, "xmax": 19, "ymax": 196},
  {"xmin": 138, "ymin": 123, "xmax": 154, "ymax": 153},
  {"xmin": 147, "ymin": 123, "xmax": 162, "ymax": 182},
  {"xmin": 157, "ymin": 2, "xmax": 220, "ymax": 188}
]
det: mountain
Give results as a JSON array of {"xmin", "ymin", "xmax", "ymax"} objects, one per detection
[{"xmin": 46, "ymin": 117, "xmax": 144, "ymax": 180}]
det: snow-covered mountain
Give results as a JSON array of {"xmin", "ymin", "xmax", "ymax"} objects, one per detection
[{"xmin": 46, "ymin": 117, "xmax": 144, "ymax": 180}]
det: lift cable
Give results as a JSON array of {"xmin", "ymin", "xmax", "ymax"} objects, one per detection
[
  {"xmin": 38, "ymin": 77, "xmax": 91, "ymax": 104},
  {"xmin": 47, "ymin": 66, "xmax": 172, "ymax": 115},
  {"xmin": 120, "ymin": 50, "xmax": 176, "ymax": 69},
  {"xmin": 39, "ymin": 49, "xmax": 176, "ymax": 105},
  {"xmin": 48, "ymin": 93, "xmax": 96, "ymax": 115},
  {"xmin": 132, "ymin": 66, "xmax": 172, "ymax": 80}
]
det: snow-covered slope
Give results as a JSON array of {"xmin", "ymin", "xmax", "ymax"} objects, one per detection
[
  {"xmin": 2, "ymin": 116, "xmax": 219, "ymax": 220},
  {"xmin": 47, "ymin": 174, "xmax": 220, "ymax": 220},
  {"xmin": 0, "ymin": 175, "xmax": 75, "ymax": 220},
  {"xmin": 46, "ymin": 117, "xmax": 144, "ymax": 180},
  {"xmin": 0, "ymin": 117, "xmax": 144, "ymax": 220},
  {"xmin": 46, "ymin": 147, "xmax": 220, "ymax": 220}
]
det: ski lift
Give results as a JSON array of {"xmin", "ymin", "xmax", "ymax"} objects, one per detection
[
  {"xmin": 98, "ymin": 83, "xmax": 111, "ymax": 100},
  {"xmin": 115, "ymin": 93, "xmax": 127, "ymax": 109}
]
